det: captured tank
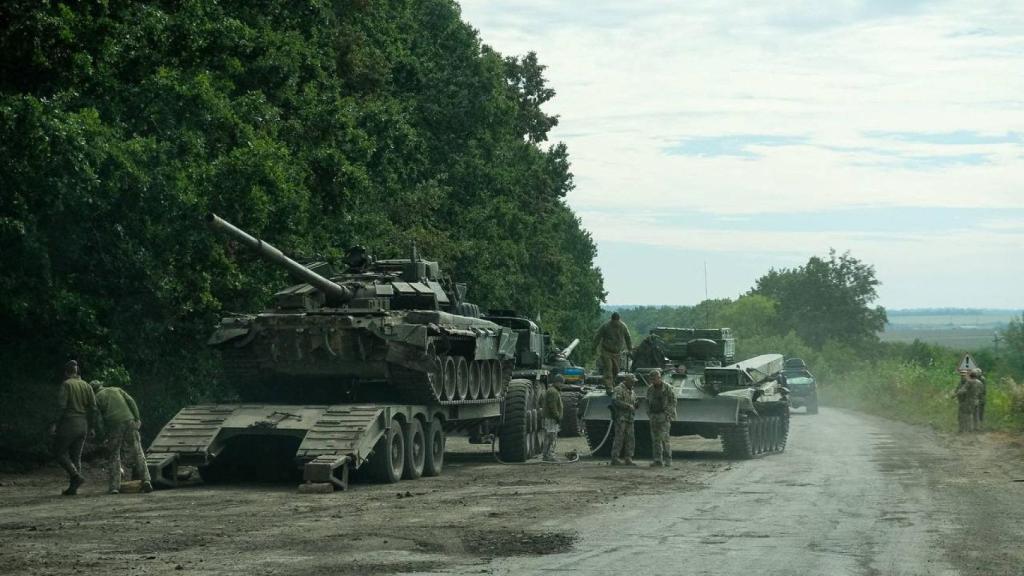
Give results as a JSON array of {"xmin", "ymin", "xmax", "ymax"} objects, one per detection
[
  {"xmin": 206, "ymin": 213, "xmax": 517, "ymax": 405},
  {"xmin": 582, "ymin": 327, "xmax": 790, "ymax": 459},
  {"xmin": 145, "ymin": 215, "xmax": 523, "ymax": 490}
]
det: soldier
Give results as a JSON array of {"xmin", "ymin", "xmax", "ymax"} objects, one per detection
[
  {"xmin": 50, "ymin": 360, "xmax": 96, "ymax": 496},
  {"xmin": 972, "ymin": 369, "xmax": 987, "ymax": 429},
  {"xmin": 594, "ymin": 312, "xmax": 633, "ymax": 393},
  {"xmin": 90, "ymin": 380, "xmax": 152, "ymax": 494},
  {"xmin": 646, "ymin": 369, "xmax": 676, "ymax": 467},
  {"xmin": 541, "ymin": 375, "xmax": 564, "ymax": 462},
  {"xmin": 610, "ymin": 373, "xmax": 638, "ymax": 466},
  {"xmin": 953, "ymin": 371, "xmax": 977, "ymax": 433}
]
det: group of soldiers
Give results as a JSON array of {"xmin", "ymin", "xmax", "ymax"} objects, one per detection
[
  {"xmin": 51, "ymin": 360, "xmax": 152, "ymax": 496},
  {"xmin": 953, "ymin": 368, "xmax": 987, "ymax": 434},
  {"xmin": 594, "ymin": 312, "xmax": 677, "ymax": 467}
]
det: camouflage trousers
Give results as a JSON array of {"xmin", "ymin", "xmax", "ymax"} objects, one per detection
[
  {"xmin": 649, "ymin": 413, "xmax": 671, "ymax": 465},
  {"xmin": 599, "ymin": 352, "xmax": 621, "ymax": 393},
  {"xmin": 53, "ymin": 415, "xmax": 88, "ymax": 481},
  {"xmin": 106, "ymin": 421, "xmax": 151, "ymax": 491},
  {"xmin": 958, "ymin": 403, "xmax": 977, "ymax": 433},
  {"xmin": 611, "ymin": 416, "xmax": 635, "ymax": 461}
]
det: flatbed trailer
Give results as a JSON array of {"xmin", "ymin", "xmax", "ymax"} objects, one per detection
[{"xmin": 146, "ymin": 400, "xmax": 511, "ymax": 491}]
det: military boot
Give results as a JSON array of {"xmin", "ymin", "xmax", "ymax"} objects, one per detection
[
  {"xmin": 610, "ymin": 458, "xmax": 623, "ymax": 466},
  {"xmin": 623, "ymin": 458, "xmax": 636, "ymax": 466}
]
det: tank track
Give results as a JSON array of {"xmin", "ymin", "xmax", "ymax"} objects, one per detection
[{"xmin": 721, "ymin": 402, "xmax": 790, "ymax": 458}]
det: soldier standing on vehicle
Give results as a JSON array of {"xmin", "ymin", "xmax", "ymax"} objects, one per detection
[
  {"xmin": 541, "ymin": 375, "xmax": 564, "ymax": 462},
  {"xmin": 90, "ymin": 380, "xmax": 153, "ymax": 494},
  {"xmin": 594, "ymin": 312, "xmax": 633, "ymax": 394},
  {"xmin": 972, "ymin": 369, "xmax": 987, "ymax": 428},
  {"xmin": 50, "ymin": 360, "xmax": 96, "ymax": 496},
  {"xmin": 953, "ymin": 371, "xmax": 977, "ymax": 433},
  {"xmin": 646, "ymin": 369, "xmax": 676, "ymax": 467},
  {"xmin": 610, "ymin": 374, "xmax": 638, "ymax": 466}
]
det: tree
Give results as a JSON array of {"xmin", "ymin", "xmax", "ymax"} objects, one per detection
[{"xmin": 751, "ymin": 250, "xmax": 887, "ymax": 348}]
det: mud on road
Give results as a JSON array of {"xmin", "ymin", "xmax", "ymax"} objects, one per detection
[{"xmin": 0, "ymin": 437, "xmax": 729, "ymax": 576}]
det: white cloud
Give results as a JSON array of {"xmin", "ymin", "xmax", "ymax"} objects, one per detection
[{"xmin": 460, "ymin": 0, "xmax": 1024, "ymax": 306}]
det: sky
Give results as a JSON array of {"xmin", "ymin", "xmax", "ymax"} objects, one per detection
[{"xmin": 458, "ymin": 0, "xmax": 1024, "ymax": 309}]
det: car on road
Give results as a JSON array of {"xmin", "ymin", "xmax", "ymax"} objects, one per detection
[{"xmin": 783, "ymin": 360, "xmax": 818, "ymax": 414}]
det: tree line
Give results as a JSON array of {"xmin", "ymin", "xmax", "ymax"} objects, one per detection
[{"xmin": 0, "ymin": 0, "xmax": 604, "ymax": 458}]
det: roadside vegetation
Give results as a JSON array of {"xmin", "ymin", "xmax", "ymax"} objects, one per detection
[{"xmin": 616, "ymin": 251, "xmax": 1024, "ymax": 434}]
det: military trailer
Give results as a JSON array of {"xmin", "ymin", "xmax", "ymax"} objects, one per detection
[
  {"xmin": 145, "ymin": 214, "xmax": 537, "ymax": 491},
  {"xmin": 582, "ymin": 327, "xmax": 790, "ymax": 459}
]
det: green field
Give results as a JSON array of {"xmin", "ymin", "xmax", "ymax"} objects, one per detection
[{"xmin": 880, "ymin": 309, "xmax": 1018, "ymax": 350}]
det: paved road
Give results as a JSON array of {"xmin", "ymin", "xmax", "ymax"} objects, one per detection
[{"xmin": 445, "ymin": 408, "xmax": 1024, "ymax": 576}]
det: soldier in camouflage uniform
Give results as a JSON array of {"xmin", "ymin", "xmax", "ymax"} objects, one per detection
[
  {"xmin": 953, "ymin": 372, "xmax": 978, "ymax": 433},
  {"xmin": 541, "ymin": 375, "xmax": 564, "ymax": 462},
  {"xmin": 646, "ymin": 369, "xmax": 676, "ymax": 467},
  {"xmin": 594, "ymin": 312, "xmax": 633, "ymax": 394},
  {"xmin": 50, "ymin": 360, "xmax": 97, "ymax": 496},
  {"xmin": 610, "ymin": 374, "xmax": 637, "ymax": 466},
  {"xmin": 90, "ymin": 380, "xmax": 152, "ymax": 494},
  {"xmin": 972, "ymin": 369, "xmax": 987, "ymax": 429}
]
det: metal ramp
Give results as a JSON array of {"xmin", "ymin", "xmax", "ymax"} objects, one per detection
[
  {"xmin": 146, "ymin": 405, "xmax": 235, "ymax": 487},
  {"xmin": 297, "ymin": 406, "xmax": 390, "ymax": 491}
]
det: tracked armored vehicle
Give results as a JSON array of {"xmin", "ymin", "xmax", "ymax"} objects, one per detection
[
  {"xmin": 582, "ymin": 327, "xmax": 790, "ymax": 459},
  {"xmin": 146, "ymin": 214, "xmax": 530, "ymax": 490},
  {"xmin": 482, "ymin": 311, "xmax": 594, "ymax": 438}
]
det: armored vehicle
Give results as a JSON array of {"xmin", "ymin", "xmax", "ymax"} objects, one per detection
[
  {"xmin": 145, "ymin": 214, "xmax": 531, "ymax": 490},
  {"xmin": 482, "ymin": 311, "xmax": 594, "ymax": 438},
  {"xmin": 582, "ymin": 327, "xmax": 790, "ymax": 459}
]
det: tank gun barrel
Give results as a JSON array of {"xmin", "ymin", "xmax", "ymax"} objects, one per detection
[
  {"xmin": 560, "ymin": 338, "xmax": 580, "ymax": 358},
  {"xmin": 206, "ymin": 213, "xmax": 352, "ymax": 302}
]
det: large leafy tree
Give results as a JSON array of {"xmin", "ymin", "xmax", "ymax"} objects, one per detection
[
  {"xmin": 0, "ymin": 0, "xmax": 604, "ymax": 456},
  {"xmin": 751, "ymin": 250, "xmax": 887, "ymax": 348}
]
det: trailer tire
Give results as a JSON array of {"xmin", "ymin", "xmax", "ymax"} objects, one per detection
[
  {"xmin": 423, "ymin": 419, "xmax": 445, "ymax": 477},
  {"xmin": 499, "ymin": 380, "xmax": 532, "ymax": 462},
  {"xmin": 369, "ymin": 419, "xmax": 405, "ymax": 483},
  {"xmin": 402, "ymin": 419, "xmax": 426, "ymax": 480}
]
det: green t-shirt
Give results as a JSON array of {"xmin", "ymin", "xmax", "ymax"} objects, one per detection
[{"xmin": 58, "ymin": 377, "xmax": 96, "ymax": 418}]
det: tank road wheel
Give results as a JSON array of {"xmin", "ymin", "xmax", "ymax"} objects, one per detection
[
  {"xmin": 468, "ymin": 361, "xmax": 482, "ymax": 400},
  {"xmin": 559, "ymin": 392, "xmax": 583, "ymax": 437},
  {"xmin": 369, "ymin": 419, "xmax": 406, "ymax": 483},
  {"xmin": 402, "ymin": 419, "xmax": 426, "ymax": 480},
  {"xmin": 722, "ymin": 411, "xmax": 755, "ymax": 459},
  {"xmin": 455, "ymin": 356, "xmax": 470, "ymax": 400},
  {"xmin": 426, "ymin": 344, "xmax": 444, "ymax": 401},
  {"xmin": 499, "ymin": 380, "xmax": 532, "ymax": 462},
  {"xmin": 479, "ymin": 361, "xmax": 493, "ymax": 399},
  {"xmin": 491, "ymin": 361, "xmax": 507, "ymax": 398},
  {"xmin": 423, "ymin": 418, "xmax": 445, "ymax": 477},
  {"xmin": 442, "ymin": 356, "xmax": 457, "ymax": 401}
]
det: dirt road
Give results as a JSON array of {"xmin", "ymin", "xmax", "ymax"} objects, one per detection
[{"xmin": 2, "ymin": 409, "xmax": 1022, "ymax": 575}]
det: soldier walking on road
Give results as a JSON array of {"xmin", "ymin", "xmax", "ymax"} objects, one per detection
[
  {"xmin": 953, "ymin": 372, "xmax": 978, "ymax": 433},
  {"xmin": 594, "ymin": 312, "xmax": 633, "ymax": 394},
  {"xmin": 972, "ymin": 369, "xmax": 987, "ymax": 429},
  {"xmin": 90, "ymin": 380, "xmax": 152, "ymax": 494},
  {"xmin": 541, "ymin": 376, "xmax": 564, "ymax": 462},
  {"xmin": 610, "ymin": 374, "xmax": 638, "ymax": 466},
  {"xmin": 646, "ymin": 369, "xmax": 676, "ymax": 467},
  {"xmin": 50, "ymin": 360, "xmax": 97, "ymax": 496}
]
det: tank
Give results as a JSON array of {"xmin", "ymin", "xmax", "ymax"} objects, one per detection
[
  {"xmin": 582, "ymin": 327, "xmax": 791, "ymax": 459},
  {"xmin": 206, "ymin": 213, "xmax": 518, "ymax": 405}
]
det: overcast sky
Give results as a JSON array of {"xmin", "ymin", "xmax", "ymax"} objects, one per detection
[{"xmin": 459, "ymin": 0, "xmax": 1024, "ymax": 309}]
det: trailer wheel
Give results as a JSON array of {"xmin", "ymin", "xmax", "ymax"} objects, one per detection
[
  {"xmin": 402, "ymin": 419, "xmax": 426, "ymax": 480},
  {"xmin": 369, "ymin": 419, "xmax": 405, "ymax": 483},
  {"xmin": 423, "ymin": 419, "xmax": 445, "ymax": 477},
  {"xmin": 559, "ymin": 392, "xmax": 583, "ymax": 437},
  {"xmin": 499, "ymin": 380, "xmax": 532, "ymax": 462}
]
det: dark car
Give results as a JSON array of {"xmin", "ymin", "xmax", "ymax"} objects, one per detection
[{"xmin": 782, "ymin": 366, "xmax": 818, "ymax": 414}]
